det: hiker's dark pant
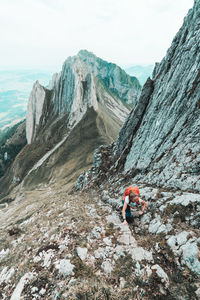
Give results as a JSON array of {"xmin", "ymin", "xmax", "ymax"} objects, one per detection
[{"xmin": 122, "ymin": 200, "xmax": 132, "ymax": 219}]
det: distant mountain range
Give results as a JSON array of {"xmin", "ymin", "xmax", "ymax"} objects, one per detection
[
  {"xmin": 0, "ymin": 70, "xmax": 54, "ymax": 130},
  {"xmin": 0, "ymin": 64, "xmax": 153, "ymax": 130},
  {"xmin": 124, "ymin": 65, "xmax": 154, "ymax": 85}
]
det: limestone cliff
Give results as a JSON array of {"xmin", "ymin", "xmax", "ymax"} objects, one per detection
[
  {"xmin": 26, "ymin": 50, "xmax": 141, "ymax": 145},
  {"xmin": 26, "ymin": 81, "xmax": 47, "ymax": 144},
  {"xmin": 0, "ymin": 51, "xmax": 140, "ymax": 198},
  {"xmin": 78, "ymin": 0, "xmax": 200, "ymax": 193}
]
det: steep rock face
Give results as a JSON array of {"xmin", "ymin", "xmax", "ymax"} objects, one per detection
[
  {"xmin": 78, "ymin": 50, "xmax": 141, "ymax": 104},
  {"xmin": 26, "ymin": 81, "xmax": 48, "ymax": 144},
  {"xmin": 121, "ymin": 0, "xmax": 200, "ymax": 191},
  {"xmin": 78, "ymin": 0, "xmax": 200, "ymax": 193},
  {"xmin": 48, "ymin": 49, "xmax": 140, "ymax": 127},
  {"xmin": 26, "ymin": 50, "xmax": 140, "ymax": 145},
  {"xmin": 0, "ymin": 51, "xmax": 140, "ymax": 198}
]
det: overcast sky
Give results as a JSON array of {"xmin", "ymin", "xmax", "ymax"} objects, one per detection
[{"xmin": 0, "ymin": 0, "xmax": 194, "ymax": 70}]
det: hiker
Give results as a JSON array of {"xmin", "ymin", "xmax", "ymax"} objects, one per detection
[{"xmin": 122, "ymin": 186, "xmax": 146, "ymax": 224}]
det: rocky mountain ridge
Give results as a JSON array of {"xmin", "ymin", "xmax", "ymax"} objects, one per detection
[
  {"xmin": 77, "ymin": 0, "xmax": 200, "ymax": 194},
  {"xmin": 0, "ymin": 51, "xmax": 139, "ymax": 199},
  {"xmin": 27, "ymin": 50, "xmax": 141, "ymax": 145}
]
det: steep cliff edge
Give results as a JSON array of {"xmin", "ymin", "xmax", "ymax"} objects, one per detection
[{"xmin": 78, "ymin": 0, "xmax": 200, "ymax": 193}]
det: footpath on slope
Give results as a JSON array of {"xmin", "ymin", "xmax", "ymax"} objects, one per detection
[{"xmin": 0, "ymin": 182, "xmax": 200, "ymax": 299}]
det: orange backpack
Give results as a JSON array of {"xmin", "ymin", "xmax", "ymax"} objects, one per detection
[{"xmin": 123, "ymin": 186, "xmax": 140, "ymax": 205}]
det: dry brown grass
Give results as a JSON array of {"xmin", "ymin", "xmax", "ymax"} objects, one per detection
[{"xmin": 63, "ymin": 278, "xmax": 133, "ymax": 300}]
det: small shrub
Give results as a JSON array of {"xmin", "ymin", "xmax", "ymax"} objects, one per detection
[
  {"xmin": 112, "ymin": 253, "xmax": 136, "ymax": 280},
  {"xmin": 8, "ymin": 226, "xmax": 22, "ymax": 236}
]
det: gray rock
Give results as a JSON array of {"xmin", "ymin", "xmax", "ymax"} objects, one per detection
[
  {"xmin": 103, "ymin": 237, "xmax": 112, "ymax": 246},
  {"xmin": 90, "ymin": 226, "xmax": 102, "ymax": 239},
  {"xmin": 148, "ymin": 216, "xmax": 172, "ymax": 235},
  {"xmin": 180, "ymin": 241, "xmax": 200, "ymax": 275},
  {"xmin": 167, "ymin": 231, "xmax": 200, "ymax": 275},
  {"xmin": 195, "ymin": 287, "xmax": 200, "ymax": 298},
  {"xmin": 196, "ymin": 237, "xmax": 200, "ymax": 246},
  {"xmin": 26, "ymin": 81, "xmax": 47, "ymax": 144},
  {"xmin": 148, "ymin": 217, "xmax": 162, "ymax": 234},
  {"xmin": 176, "ymin": 231, "xmax": 189, "ymax": 246},
  {"xmin": 94, "ymin": 247, "xmax": 105, "ymax": 259},
  {"xmin": 102, "ymin": 190, "xmax": 109, "ymax": 201},
  {"xmin": 0, "ymin": 267, "xmax": 15, "ymax": 284},
  {"xmin": 101, "ymin": 260, "xmax": 113, "ymax": 275},
  {"xmin": 130, "ymin": 247, "xmax": 153, "ymax": 262},
  {"xmin": 151, "ymin": 265, "xmax": 169, "ymax": 288},
  {"xmin": 167, "ymin": 236, "xmax": 177, "ymax": 251},
  {"xmin": 157, "ymin": 223, "xmax": 172, "ymax": 235},
  {"xmin": 170, "ymin": 194, "xmax": 200, "ymax": 206},
  {"xmin": 76, "ymin": 247, "xmax": 88, "ymax": 261},
  {"xmin": 119, "ymin": 277, "xmax": 126, "ymax": 289},
  {"xmin": 27, "ymin": 50, "xmax": 140, "ymax": 147},
  {"xmin": 114, "ymin": 245, "xmax": 125, "ymax": 259},
  {"xmin": 140, "ymin": 212, "xmax": 152, "ymax": 225},
  {"xmin": 78, "ymin": 50, "xmax": 141, "ymax": 105},
  {"xmin": 54, "ymin": 259, "xmax": 75, "ymax": 277}
]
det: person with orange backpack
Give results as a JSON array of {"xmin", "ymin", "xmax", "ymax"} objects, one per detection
[{"xmin": 122, "ymin": 186, "xmax": 146, "ymax": 224}]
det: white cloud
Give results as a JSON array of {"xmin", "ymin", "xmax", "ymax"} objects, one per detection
[{"xmin": 0, "ymin": 0, "xmax": 194, "ymax": 69}]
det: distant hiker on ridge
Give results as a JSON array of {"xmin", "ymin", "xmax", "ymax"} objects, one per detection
[{"xmin": 122, "ymin": 186, "xmax": 146, "ymax": 225}]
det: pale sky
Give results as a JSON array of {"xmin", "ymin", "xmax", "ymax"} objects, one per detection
[{"xmin": 0, "ymin": 0, "xmax": 194, "ymax": 70}]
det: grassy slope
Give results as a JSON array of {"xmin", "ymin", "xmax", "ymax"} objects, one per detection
[{"xmin": 22, "ymin": 107, "xmax": 115, "ymax": 189}]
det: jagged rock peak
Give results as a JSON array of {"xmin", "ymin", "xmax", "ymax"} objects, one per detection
[
  {"xmin": 26, "ymin": 50, "xmax": 141, "ymax": 145},
  {"xmin": 26, "ymin": 81, "xmax": 47, "ymax": 144},
  {"xmin": 59, "ymin": 49, "xmax": 141, "ymax": 104},
  {"xmin": 77, "ymin": 49, "xmax": 141, "ymax": 100},
  {"xmin": 77, "ymin": 49, "xmax": 97, "ymax": 59}
]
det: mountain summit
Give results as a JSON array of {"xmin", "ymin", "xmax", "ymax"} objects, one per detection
[
  {"xmin": 0, "ymin": 51, "xmax": 141, "ymax": 197},
  {"xmin": 26, "ymin": 50, "xmax": 141, "ymax": 145}
]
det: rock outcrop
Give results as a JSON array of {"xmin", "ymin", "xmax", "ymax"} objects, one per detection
[
  {"xmin": 26, "ymin": 81, "xmax": 48, "ymax": 144},
  {"xmin": 78, "ymin": 0, "xmax": 200, "ymax": 193}
]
